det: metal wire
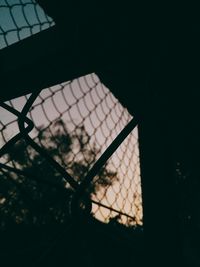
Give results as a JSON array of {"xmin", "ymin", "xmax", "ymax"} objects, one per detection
[
  {"xmin": 2, "ymin": 2, "xmax": 200, "ymax": 266},
  {"xmin": 0, "ymin": 0, "xmax": 54, "ymax": 49},
  {"xmin": 0, "ymin": 77, "xmax": 142, "ymax": 225},
  {"xmin": 0, "ymin": 101, "xmax": 34, "ymax": 157},
  {"xmin": 0, "ymin": 3, "xmax": 144, "ymax": 266},
  {"xmin": 0, "ymin": 0, "xmax": 143, "ymax": 227}
]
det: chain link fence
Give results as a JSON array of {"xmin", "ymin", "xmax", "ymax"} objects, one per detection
[
  {"xmin": 0, "ymin": 0, "xmax": 142, "ymax": 227},
  {"xmin": 0, "ymin": 0, "xmax": 54, "ymax": 49}
]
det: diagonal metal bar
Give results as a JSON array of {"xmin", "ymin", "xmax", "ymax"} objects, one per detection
[
  {"xmin": 17, "ymin": 91, "xmax": 79, "ymax": 190},
  {"xmin": 91, "ymin": 199, "xmax": 136, "ymax": 221},
  {"xmin": 73, "ymin": 117, "xmax": 139, "ymax": 201}
]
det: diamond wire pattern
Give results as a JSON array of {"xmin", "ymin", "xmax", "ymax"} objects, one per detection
[{"xmin": 0, "ymin": 0, "xmax": 143, "ymax": 226}]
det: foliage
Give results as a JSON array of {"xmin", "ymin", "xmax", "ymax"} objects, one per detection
[{"xmin": 0, "ymin": 119, "xmax": 118, "ymax": 228}]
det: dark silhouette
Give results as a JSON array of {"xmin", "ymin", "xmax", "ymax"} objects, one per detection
[
  {"xmin": 0, "ymin": 119, "xmax": 144, "ymax": 267},
  {"xmin": 0, "ymin": 119, "xmax": 118, "ymax": 228},
  {"xmin": 1, "ymin": 1, "xmax": 200, "ymax": 266}
]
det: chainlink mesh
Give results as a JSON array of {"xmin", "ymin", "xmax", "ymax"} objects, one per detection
[
  {"xmin": 0, "ymin": 0, "xmax": 143, "ymax": 226},
  {"xmin": 0, "ymin": 0, "xmax": 54, "ymax": 49}
]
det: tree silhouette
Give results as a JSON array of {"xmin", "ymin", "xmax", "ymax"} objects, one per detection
[{"xmin": 0, "ymin": 119, "xmax": 118, "ymax": 228}]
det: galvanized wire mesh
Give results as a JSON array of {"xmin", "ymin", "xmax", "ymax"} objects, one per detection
[{"xmin": 0, "ymin": 0, "xmax": 142, "ymax": 226}]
